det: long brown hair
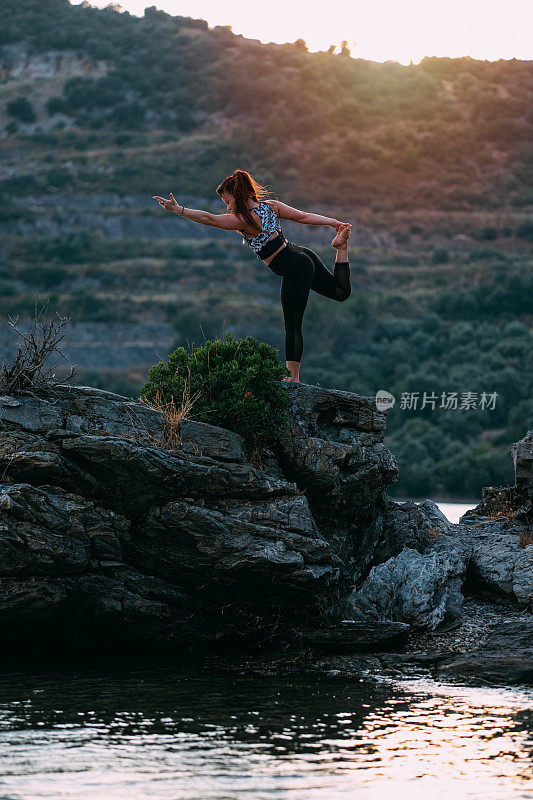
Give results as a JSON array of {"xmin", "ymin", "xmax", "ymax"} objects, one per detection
[{"xmin": 216, "ymin": 169, "xmax": 277, "ymax": 235}]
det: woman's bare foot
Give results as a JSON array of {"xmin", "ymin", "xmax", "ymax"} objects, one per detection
[
  {"xmin": 331, "ymin": 223, "xmax": 352, "ymax": 249},
  {"xmin": 283, "ymin": 361, "xmax": 300, "ymax": 382}
]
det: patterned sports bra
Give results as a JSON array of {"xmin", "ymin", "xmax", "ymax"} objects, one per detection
[{"xmin": 241, "ymin": 202, "xmax": 282, "ymax": 253}]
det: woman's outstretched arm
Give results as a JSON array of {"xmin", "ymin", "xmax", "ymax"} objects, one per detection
[
  {"xmin": 273, "ymin": 200, "xmax": 344, "ymax": 230},
  {"xmin": 153, "ymin": 193, "xmax": 241, "ymax": 229}
]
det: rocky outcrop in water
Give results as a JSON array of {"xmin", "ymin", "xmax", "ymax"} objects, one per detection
[
  {"xmin": 0, "ymin": 383, "xmax": 531, "ymax": 685},
  {"xmin": 343, "ymin": 488, "xmax": 533, "ymax": 631}
]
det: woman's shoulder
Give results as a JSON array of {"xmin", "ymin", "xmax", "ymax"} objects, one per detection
[{"xmin": 254, "ymin": 200, "xmax": 279, "ymax": 222}]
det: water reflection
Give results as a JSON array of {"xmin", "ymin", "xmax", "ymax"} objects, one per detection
[{"xmin": 0, "ymin": 656, "xmax": 531, "ymax": 799}]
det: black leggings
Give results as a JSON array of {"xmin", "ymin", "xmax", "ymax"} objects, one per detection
[{"xmin": 267, "ymin": 241, "xmax": 351, "ymax": 362}]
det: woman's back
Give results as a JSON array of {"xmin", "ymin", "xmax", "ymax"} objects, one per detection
[{"xmin": 241, "ymin": 202, "xmax": 282, "ymax": 252}]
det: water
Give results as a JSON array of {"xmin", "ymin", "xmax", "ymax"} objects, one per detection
[
  {"xmin": 434, "ymin": 502, "xmax": 478, "ymax": 524},
  {"xmin": 0, "ymin": 658, "xmax": 531, "ymax": 800},
  {"xmin": 393, "ymin": 500, "xmax": 478, "ymax": 524}
]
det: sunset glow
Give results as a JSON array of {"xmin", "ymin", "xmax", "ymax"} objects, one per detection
[{"xmin": 71, "ymin": 0, "xmax": 533, "ymax": 64}]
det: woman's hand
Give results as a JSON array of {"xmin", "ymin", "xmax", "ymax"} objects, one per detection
[
  {"xmin": 153, "ymin": 192, "xmax": 181, "ymax": 213},
  {"xmin": 332, "ymin": 220, "xmax": 352, "ymax": 233}
]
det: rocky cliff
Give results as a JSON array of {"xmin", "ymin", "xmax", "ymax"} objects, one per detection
[
  {"xmin": 0, "ymin": 382, "xmax": 396, "ymax": 647},
  {"xmin": 0, "ymin": 382, "xmax": 531, "ymax": 684}
]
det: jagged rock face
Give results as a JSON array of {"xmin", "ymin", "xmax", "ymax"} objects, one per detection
[
  {"xmin": 351, "ymin": 495, "xmax": 453, "ymax": 584},
  {"xmin": 456, "ymin": 440, "xmax": 533, "ymax": 604},
  {"xmin": 125, "ymin": 495, "xmax": 343, "ymax": 606},
  {"xmin": 0, "ymin": 383, "xmax": 396, "ymax": 649},
  {"xmin": 273, "ymin": 384, "xmax": 398, "ymax": 518},
  {"xmin": 0, "ymin": 482, "xmax": 127, "ymax": 575},
  {"xmin": 272, "ymin": 384, "xmax": 399, "ymax": 569}
]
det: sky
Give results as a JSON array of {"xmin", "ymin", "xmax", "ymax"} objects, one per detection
[{"xmin": 71, "ymin": 0, "xmax": 533, "ymax": 65}]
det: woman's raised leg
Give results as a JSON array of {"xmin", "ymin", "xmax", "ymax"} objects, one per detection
[{"xmin": 298, "ymin": 224, "xmax": 351, "ymax": 301}]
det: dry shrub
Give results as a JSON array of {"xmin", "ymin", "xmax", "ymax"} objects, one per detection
[
  {"xmin": 519, "ymin": 530, "xmax": 533, "ymax": 548},
  {"xmin": 0, "ymin": 294, "xmax": 76, "ymax": 396},
  {"xmin": 140, "ymin": 365, "xmax": 201, "ymax": 450},
  {"xmin": 483, "ymin": 487, "xmax": 516, "ymax": 523},
  {"xmin": 248, "ymin": 444, "xmax": 268, "ymax": 471}
]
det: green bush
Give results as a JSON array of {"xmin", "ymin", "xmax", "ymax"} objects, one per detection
[
  {"xmin": 31, "ymin": 131, "xmax": 59, "ymax": 146},
  {"xmin": 6, "ymin": 96, "xmax": 36, "ymax": 123},
  {"xmin": 25, "ymin": 231, "xmax": 95, "ymax": 263},
  {"xmin": 18, "ymin": 265, "xmax": 68, "ymax": 289},
  {"xmin": 46, "ymin": 96, "xmax": 68, "ymax": 115},
  {"xmin": 140, "ymin": 332, "xmax": 290, "ymax": 453},
  {"xmin": 515, "ymin": 218, "xmax": 533, "ymax": 241},
  {"xmin": 431, "ymin": 246, "xmax": 449, "ymax": 264},
  {"xmin": 468, "ymin": 247, "xmax": 507, "ymax": 262},
  {"xmin": 478, "ymin": 226, "xmax": 498, "ymax": 240},
  {"xmin": 0, "ymin": 278, "xmax": 20, "ymax": 296}
]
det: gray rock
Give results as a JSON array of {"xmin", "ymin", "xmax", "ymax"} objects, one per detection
[
  {"xmin": 273, "ymin": 382, "xmax": 398, "ymax": 520},
  {"xmin": 362, "ymin": 494, "xmax": 454, "ymax": 572},
  {"xmin": 296, "ymin": 620, "xmax": 411, "ymax": 653},
  {"xmin": 513, "ymin": 429, "xmax": 533, "ymax": 502},
  {"xmin": 451, "ymin": 431, "xmax": 533, "ymax": 605},
  {"xmin": 457, "ymin": 518, "xmax": 532, "ymax": 604},
  {"xmin": 55, "ymin": 431, "xmax": 297, "ymax": 515},
  {"xmin": 0, "ymin": 569, "xmax": 216, "ymax": 647},
  {"xmin": 0, "ymin": 426, "xmax": 70, "ymax": 486},
  {"xmin": 0, "ymin": 382, "xmax": 530, "ymax": 664},
  {"xmin": 0, "ymin": 482, "xmax": 128, "ymax": 576},
  {"xmin": 179, "ymin": 418, "xmax": 247, "ymax": 463},
  {"xmin": 2, "ymin": 383, "xmax": 394, "ymax": 647},
  {"xmin": 73, "ymin": 568, "xmax": 207, "ymax": 644},
  {"xmin": 0, "ymin": 426, "xmax": 298, "ymax": 519},
  {"xmin": 438, "ymin": 620, "xmax": 533, "ymax": 685},
  {"xmin": 0, "ymin": 384, "xmax": 165, "ymax": 443},
  {"xmin": 271, "ymin": 383, "xmax": 399, "ymax": 574},
  {"xmin": 345, "ymin": 541, "xmax": 467, "ymax": 631},
  {"xmin": 0, "ymin": 576, "xmax": 73, "ymax": 622},
  {"xmin": 124, "ymin": 495, "xmax": 342, "ymax": 607},
  {"xmin": 460, "ymin": 429, "xmax": 533, "ymax": 531},
  {"xmin": 513, "ymin": 548, "xmax": 533, "ymax": 604}
]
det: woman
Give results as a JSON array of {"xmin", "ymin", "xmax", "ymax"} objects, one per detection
[{"xmin": 153, "ymin": 169, "xmax": 352, "ymax": 383}]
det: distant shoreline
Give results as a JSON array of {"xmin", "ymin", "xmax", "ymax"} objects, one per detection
[{"xmin": 392, "ymin": 496, "xmax": 479, "ymax": 505}]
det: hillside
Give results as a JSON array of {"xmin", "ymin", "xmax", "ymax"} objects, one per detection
[
  {"xmin": 0, "ymin": 0, "xmax": 532, "ymax": 209},
  {"xmin": 0, "ymin": 0, "xmax": 532, "ymax": 500}
]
